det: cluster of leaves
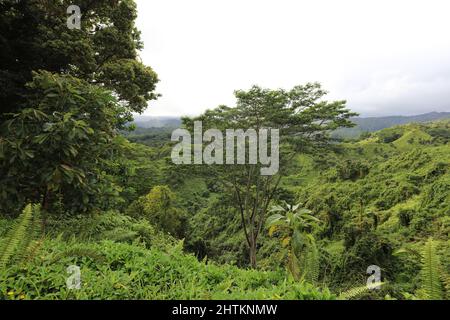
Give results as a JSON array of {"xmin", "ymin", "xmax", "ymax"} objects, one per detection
[
  {"xmin": 125, "ymin": 186, "xmax": 187, "ymax": 238},
  {"xmin": 266, "ymin": 202, "xmax": 321, "ymax": 283},
  {"xmin": 0, "ymin": 72, "xmax": 125, "ymax": 214}
]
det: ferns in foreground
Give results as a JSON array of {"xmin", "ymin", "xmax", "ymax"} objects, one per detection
[
  {"xmin": 337, "ymin": 282, "xmax": 384, "ymax": 300},
  {"xmin": 395, "ymin": 237, "xmax": 448, "ymax": 300},
  {"xmin": 0, "ymin": 204, "xmax": 42, "ymax": 268},
  {"xmin": 419, "ymin": 238, "xmax": 444, "ymax": 300},
  {"xmin": 298, "ymin": 235, "xmax": 320, "ymax": 285}
]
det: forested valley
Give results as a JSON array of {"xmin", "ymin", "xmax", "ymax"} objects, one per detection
[{"xmin": 0, "ymin": 0, "xmax": 449, "ymax": 300}]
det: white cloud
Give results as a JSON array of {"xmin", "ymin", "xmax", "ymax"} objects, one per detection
[{"xmin": 135, "ymin": 0, "xmax": 450, "ymax": 117}]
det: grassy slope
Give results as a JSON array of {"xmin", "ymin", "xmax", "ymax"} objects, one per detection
[
  {"xmin": 292, "ymin": 121, "xmax": 448, "ymax": 227},
  {"xmin": 0, "ymin": 212, "xmax": 333, "ymax": 300},
  {"xmin": 170, "ymin": 120, "xmax": 449, "ymax": 293},
  {"xmin": 0, "ymin": 239, "xmax": 333, "ymax": 300},
  {"xmin": 289, "ymin": 121, "xmax": 449, "ymax": 290}
]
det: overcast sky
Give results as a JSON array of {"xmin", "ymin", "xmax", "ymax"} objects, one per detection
[{"xmin": 135, "ymin": 0, "xmax": 450, "ymax": 117}]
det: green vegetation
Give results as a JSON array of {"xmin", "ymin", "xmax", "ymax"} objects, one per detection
[
  {"xmin": 266, "ymin": 203, "xmax": 321, "ymax": 283},
  {"xmin": 1, "ymin": 117, "xmax": 447, "ymax": 300},
  {"xmin": 0, "ymin": 209, "xmax": 333, "ymax": 300},
  {"xmin": 0, "ymin": 0, "xmax": 448, "ymax": 300}
]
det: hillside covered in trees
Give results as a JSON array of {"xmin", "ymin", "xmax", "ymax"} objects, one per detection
[
  {"xmin": 126, "ymin": 119, "xmax": 449, "ymax": 299},
  {"xmin": 332, "ymin": 112, "xmax": 450, "ymax": 139},
  {"xmin": 0, "ymin": 1, "xmax": 448, "ymax": 301},
  {"xmin": 1, "ymin": 115, "xmax": 448, "ymax": 299}
]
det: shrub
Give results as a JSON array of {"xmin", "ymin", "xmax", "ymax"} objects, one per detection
[
  {"xmin": 126, "ymin": 186, "xmax": 187, "ymax": 238},
  {"xmin": 46, "ymin": 211, "xmax": 176, "ymax": 250}
]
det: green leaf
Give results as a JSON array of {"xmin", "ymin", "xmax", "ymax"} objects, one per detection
[{"xmin": 266, "ymin": 214, "xmax": 285, "ymax": 227}]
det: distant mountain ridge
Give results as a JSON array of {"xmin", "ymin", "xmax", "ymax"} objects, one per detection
[
  {"xmin": 333, "ymin": 111, "xmax": 450, "ymax": 139},
  {"xmin": 132, "ymin": 116, "xmax": 181, "ymax": 128},
  {"xmin": 132, "ymin": 112, "xmax": 450, "ymax": 134}
]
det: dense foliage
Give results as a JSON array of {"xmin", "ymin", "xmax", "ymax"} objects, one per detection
[
  {"xmin": 0, "ymin": 0, "xmax": 159, "ymax": 117},
  {"xmin": 141, "ymin": 120, "xmax": 449, "ymax": 299},
  {"xmin": 0, "ymin": 0, "xmax": 448, "ymax": 301},
  {"xmin": 0, "ymin": 72, "xmax": 126, "ymax": 214}
]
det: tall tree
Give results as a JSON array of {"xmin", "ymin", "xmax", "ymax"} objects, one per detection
[
  {"xmin": 0, "ymin": 0, "xmax": 159, "ymax": 214},
  {"xmin": 183, "ymin": 83, "xmax": 357, "ymax": 268},
  {"xmin": 0, "ymin": 0, "xmax": 159, "ymax": 119}
]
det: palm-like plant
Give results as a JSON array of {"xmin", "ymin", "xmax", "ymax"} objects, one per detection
[
  {"xmin": 267, "ymin": 202, "xmax": 321, "ymax": 232},
  {"xmin": 266, "ymin": 202, "xmax": 321, "ymax": 283}
]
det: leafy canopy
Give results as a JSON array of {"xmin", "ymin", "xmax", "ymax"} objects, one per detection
[
  {"xmin": 0, "ymin": 0, "xmax": 159, "ymax": 117},
  {"xmin": 0, "ymin": 71, "xmax": 125, "ymax": 213}
]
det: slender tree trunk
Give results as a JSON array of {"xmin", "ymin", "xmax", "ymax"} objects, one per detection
[
  {"xmin": 41, "ymin": 188, "xmax": 50, "ymax": 232},
  {"xmin": 249, "ymin": 239, "xmax": 257, "ymax": 268}
]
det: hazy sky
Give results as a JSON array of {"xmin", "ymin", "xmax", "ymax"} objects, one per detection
[{"xmin": 135, "ymin": 0, "xmax": 450, "ymax": 117}]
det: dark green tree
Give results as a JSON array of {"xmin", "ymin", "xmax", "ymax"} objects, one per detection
[
  {"xmin": 0, "ymin": 71, "xmax": 125, "ymax": 214},
  {"xmin": 0, "ymin": 0, "xmax": 159, "ymax": 214},
  {"xmin": 0, "ymin": 0, "xmax": 159, "ymax": 118}
]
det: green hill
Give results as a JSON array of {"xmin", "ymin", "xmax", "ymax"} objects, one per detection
[
  {"xmin": 332, "ymin": 112, "xmax": 450, "ymax": 139},
  {"xmin": 176, "ymin": 120, "xmax": 449, "ymax": 295},
  {"xmin": 288, "ymin": 120, "xmax": 449, "ymax": 290},
  {"xmin": 1, "ymin": 120, "xmax": 448, "ymax": 300}
]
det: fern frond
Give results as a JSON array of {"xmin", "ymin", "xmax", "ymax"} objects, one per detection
[
  {"xmin": 304, "ymin": 238, "xmax": 320, "ymax": 285},
  {"xmin": 0, "ymin": 204, "xmax": 41, "ymax": 267},
  {"xmin": 420, "ymin": 238, "xmax": 443, "ymax": 300},
  {"xmin": 439, "ymin": 269, "xmax": 450, "ymax": 299},
  {"xmin": 16, "ymin": 205, "xmax": 42, "ymax": 263},
  {"xmin": 21, "ymin": 239, "xmax": 45, "ymax": 265},
  {"xmin": 50, "ymin": 247, "xmax": 106, "ymax": 264},
  {"xmin": 338, "ymin": 282, "xmax": 384, "ymax": 300}
]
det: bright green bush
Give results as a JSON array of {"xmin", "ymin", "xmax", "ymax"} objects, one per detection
[
  {"xmin": 46, "ymin": 211, "xmax": 177, "ymax": 250},
  {"xmin": 126, "ymin": 186, "xmax": 187, "ymax": 238}
]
